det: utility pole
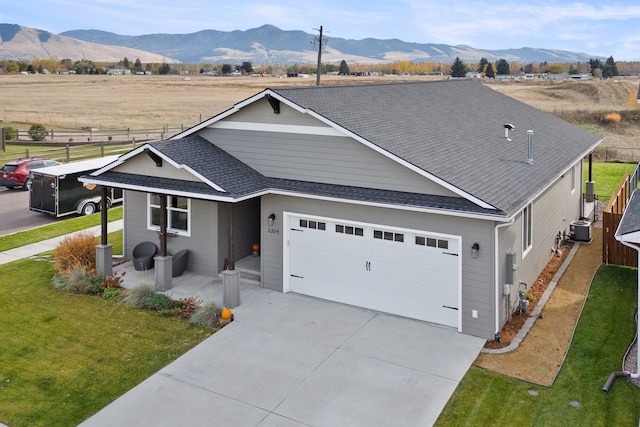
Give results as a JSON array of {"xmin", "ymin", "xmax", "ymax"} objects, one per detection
[{"xmin": 313, "ymin": 26, "xmax": 326, "ymax": 86}]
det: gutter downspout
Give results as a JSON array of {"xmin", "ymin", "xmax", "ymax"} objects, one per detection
[
  {"xmin": 617, "ymin": 240, "xmax": 640, "ymax": 379},
  {"xmin": 494, "ymin": 217, "xmax": 515, "ymax": 341}
]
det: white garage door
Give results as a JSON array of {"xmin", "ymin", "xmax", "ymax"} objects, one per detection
[{"xmin": 286, "ymin": 214, "xmax": 461, "ymax": 329}]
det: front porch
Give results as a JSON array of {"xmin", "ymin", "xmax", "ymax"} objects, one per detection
[{"xmin": 114, "ymin": 254, "xmax": 267, "ymax": 306}]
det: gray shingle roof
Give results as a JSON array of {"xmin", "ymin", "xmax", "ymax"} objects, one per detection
[
  {"xmin": 616, "ymin": 190, "xmax": 640, "ymax": 237},
  {"xmin": 89, "ymin": 132, "xmax": 503, "ymax": 216},
  {"xmin": 150, "ymin": 136, "xmax": 267, "ymax": 195},
  {"xmin": 269, "ymin": 80, "xmax": 603, "ymax": 216}
]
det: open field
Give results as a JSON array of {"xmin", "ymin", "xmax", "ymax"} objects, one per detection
[
  {"xmin": 0, "ymin": 74, "xmax": 434, "ymax": 130},
  {"xmin": 1, "ymin": 73, "xmax": 638, "ymax": 151}
]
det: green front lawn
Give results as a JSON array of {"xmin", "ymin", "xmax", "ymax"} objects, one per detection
[
  {"xmin": 0, "ymin": 207, "xmax": 123, "ymax": 252},
  {"xmin": 435, "ymin": 264, "xmax": 640, "ymax": 426},
  {"xmin": 0, "ymin": 234, "xmax": 212, "ymax": 426}
]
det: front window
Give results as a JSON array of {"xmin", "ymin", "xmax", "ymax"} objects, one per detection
[
  {"xmin": 571, "ymin": 164, "xmax": 576, "ymax": 194},
  {"xmin": 148, "ymin": 194, "xmax": 191, "ymax": 236},
  {"xmin": 522, "ymin": 203, "xmax": 532, "ymax": 256}
]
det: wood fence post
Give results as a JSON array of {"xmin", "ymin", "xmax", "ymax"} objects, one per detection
[{"xmin": 65, "ymin": 145, "xmax": 70, "ymax": 162}]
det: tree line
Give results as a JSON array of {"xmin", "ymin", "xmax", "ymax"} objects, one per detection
[
  {"xmin": 448, "ymin": 55, "xmax": 623, "ymax": 78},
  {"xmin": 1, "ymin": 55, "xmax": 637, "ymax": 78}
]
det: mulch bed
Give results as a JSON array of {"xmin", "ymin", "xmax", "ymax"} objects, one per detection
[{"xmin": 484, "ymin": 243, "xmax": 572, "ymax": 349}]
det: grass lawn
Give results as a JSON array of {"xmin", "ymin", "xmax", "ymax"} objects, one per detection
[
  {"xmin": 0, "ymin": 207, "xmax": 122, "ymax": 252},
  {"xmin": 435, "ymin": 264, "xmax": 640, "ymax": 426},
  {"xmin": 0, "ymin": 253, "xmax": 213, "ymax": 427},
  {"xmin": 585, "ymin": 161, "xmax": 638, "ymax": 201}
]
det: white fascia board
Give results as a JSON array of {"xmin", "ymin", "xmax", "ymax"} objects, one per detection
[
  {"xmin": 210, "ymin": 121, "xmax": 347, "ymax": 137},
  {"xmin": 616, "ymin": 231, "xmax": 640, "ymax": 244},
  {"xmin": 91, "ymin": 145, "xmax": 226, "ymax": 193}
]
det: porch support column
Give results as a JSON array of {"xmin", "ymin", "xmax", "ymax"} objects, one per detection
[
  {"xmin": 227, "ymin": 203, "xmax": 235, "ymax": 270},
  {"xmin": 159, "ymin": 194, "xmax": 168, "ymax": 257},
  {"xmin": 155, "ymin": 255, "xmax": 173, "ymax": 292},
  {"xmin": 96, "ymin": 186, "xmax": 112, "ymax": 276},
  {"xmin": 222, "ymin": 269, "xmax": 240, "ymax": 308},
  {"xmin": 586, "ymin": 152, "xmax": 595, "ymax": 203},
  {"xmin": 155, "ymin": 194, "xmax": 172, "ymax": 291}
]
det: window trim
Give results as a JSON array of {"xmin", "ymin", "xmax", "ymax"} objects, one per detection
[
  {"xmin": 522, "ymin": 203, "xmax": 532, "ymax": 257},
  {"xmin": 570, "ymin": 164, "xmax": 576, "ymax": 195},
  {"xmin": 147, "ymin": 194, "xmax": 191, "ymax": 237}
]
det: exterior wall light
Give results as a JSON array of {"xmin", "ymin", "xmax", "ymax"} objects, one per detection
[
  {"xmin": 268, "ymin": 213, "xmax": 276, "ymax": 226},
  {"xmin": 471, "ymin": 242, "xmax": 480, "ymax": 258}
]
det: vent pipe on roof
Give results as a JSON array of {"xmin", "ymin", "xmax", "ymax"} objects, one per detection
[{"xmin": 526, "ymin": 130, "xmax": 534, "ymax": 165}]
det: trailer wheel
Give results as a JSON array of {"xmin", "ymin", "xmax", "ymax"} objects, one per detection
[{"xmin": 82, "ymin": 202, "xmax": 96, "ymax": 216}]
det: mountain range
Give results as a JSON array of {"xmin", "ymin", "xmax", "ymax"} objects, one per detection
[
  {"xmin": 0, "ymin": 24, "xmax": 178, "ymax": 63},
  {"xmin": 1, "ymin": 23, "xmax": 601, "ymax": 65}
]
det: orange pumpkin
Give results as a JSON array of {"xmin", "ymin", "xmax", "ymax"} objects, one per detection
[
  {"xmin": 221, "ymin": 307, "xmax": 232, "ymax": 320},
  {"xmin": 252, "ymin": 243, "xmax": 260, "ymax": 252}
]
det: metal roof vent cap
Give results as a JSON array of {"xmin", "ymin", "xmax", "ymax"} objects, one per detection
[
  {"xmin": 526, "ymin": 130, "xmax": 534, "ymax": 165},
  {"xmin": 504, "ymin": 123, "xmax": 514, "ymax": 141}
]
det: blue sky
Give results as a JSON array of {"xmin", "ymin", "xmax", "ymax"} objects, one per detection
[{"xmin": 2, "ymin": 0, "xmax": 640, "ymax": 60}]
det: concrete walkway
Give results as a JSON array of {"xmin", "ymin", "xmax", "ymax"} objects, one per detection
[
  {"xmin": 0, "ymin": 220, "xmax": 123, "ymax": 266},
  {"xmin": 81, "ymin": 291, "xmax": 485, "ymax": 426}
]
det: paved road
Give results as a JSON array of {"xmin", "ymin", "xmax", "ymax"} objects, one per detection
[{"xmin": 0, "ymin": 186, "xmax": 61, "ymax": 236}]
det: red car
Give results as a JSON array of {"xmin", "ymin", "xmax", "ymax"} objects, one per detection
[{"xmin": 0, "ymin": 158, "xmax": 60, "ymax": 190}]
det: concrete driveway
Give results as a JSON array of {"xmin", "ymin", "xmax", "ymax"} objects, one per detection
[{"xmin": 81, "ymin": 290, "xmax": 485, "ymax": 426}]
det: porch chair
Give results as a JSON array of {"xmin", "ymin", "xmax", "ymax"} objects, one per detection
[
  {"xmin": 171, "ymin": 249, "xmax": 189, "ymax": 277},
  {"xmin": 132, "ymin": 241, "xmax": 158, "ymax": 271}
]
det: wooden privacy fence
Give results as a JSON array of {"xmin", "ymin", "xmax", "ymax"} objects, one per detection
[{"xmin": 603, "ymin": 173, "xmax": 638, "ymax": 267}]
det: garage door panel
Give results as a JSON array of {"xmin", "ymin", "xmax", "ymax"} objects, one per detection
[{"xmin": 288, "ymin": 215, "xmax": 460, "ymax": 329}]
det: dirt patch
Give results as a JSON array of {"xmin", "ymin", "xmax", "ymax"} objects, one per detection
[
  {"xmin": 475, "ymin": 226, "xmax": 602, "ymax": 386},
  {"xmin": 484, "ymin": 243, "xmax": 572, "ymax": 350}
]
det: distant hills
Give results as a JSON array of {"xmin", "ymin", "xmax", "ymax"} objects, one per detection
[
  {"xmin": 0, "ymin": 24, "xmax": 178, "ymax": 63},
  {"xmin": 1, "ymin": 23, "xmax": 601, "ymax": 64}
]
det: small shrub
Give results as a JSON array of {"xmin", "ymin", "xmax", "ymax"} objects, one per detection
[
  {"xmin": 101, "ymin": 271, "xmax": 124, "ymax": 290},
  {"xmin": 123, "ymin": 283, "xmax": 156, "ymax": 307},
  {"xmin": 54, "ymin": 231, "xmax": 97, "ymax": 276},
  {"xmin": 102, "ymin": 287, "xmax": 121, "ymax": 301},
  {"xmin": 53, "ymin": 274, "xmax": 67, "ymax": 290},
  {"xmin": 141, "ymin": 293, "xmax": 175, "ymax": 311},
  {"xmin": 604, "ymin": 112, "xmax": 621, "ymax": 125},
  {"xmin": 175, "ymin": 297, "xmax": 202, "ymax": 320},
  {"xmin": 190, "ymin": 301, "xmax": 223, "ymax": 328},
  {"xmin": 55, "ymin": 268, "xmax": 102, "ymax": 294},
  {"xmin": 28, "ymin": 123, "xmax": 47, "ymax": 141},
  {"xmin": 2, "ymin": 126, "xmax": 18, "ymax": 141}
]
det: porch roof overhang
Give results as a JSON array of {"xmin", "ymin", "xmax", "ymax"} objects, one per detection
[{"xmin": 79, "ymin": 171, "xmax": 510, "ymax": 222}]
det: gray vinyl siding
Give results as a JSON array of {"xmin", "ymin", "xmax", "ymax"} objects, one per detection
[
  {"xmin": 198, "ymin": 129, "xmax": 456, "ymax": 198},
  {"xmin": 496, "ymin": 160, "xmax": 583, "ymax": 329},
  {"xmin": 230, "ymin": 98, "xmax": 328, "ymax": 127},
  {"xmin": 113, "ymin": 153, "xmax": 200, "ymax": 182},
  {"xmin": 261, "ymin": 194, "xmax": 496, "ymax": 339},
  {"xmin": 123, "ymin": 190, "xmax": 220, "ymax": 276}
]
